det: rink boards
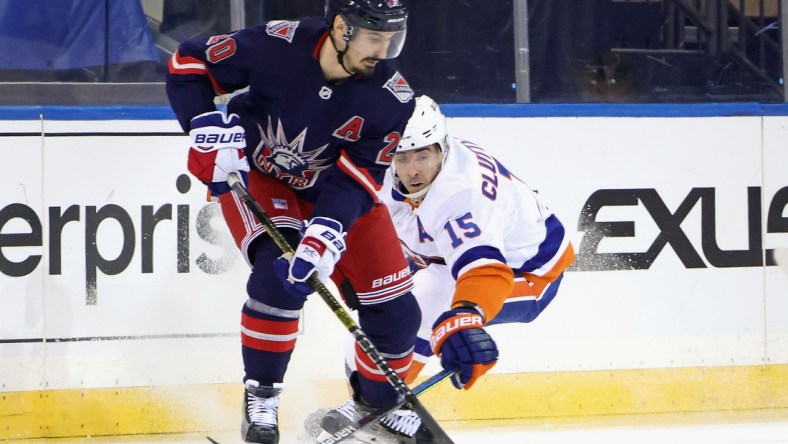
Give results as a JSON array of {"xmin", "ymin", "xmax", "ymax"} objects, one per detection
[{"xmin": 1, "ymin": 104, "xmax": 787, "ymax": 439}]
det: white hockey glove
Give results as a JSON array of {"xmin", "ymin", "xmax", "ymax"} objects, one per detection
[
  {"xmin": 273, "ymin": 217, "xmax": 346, "ymax": 299},
  {"xmin": 187, "ymin": 111, "xmax": 250, "ymax": 196}
]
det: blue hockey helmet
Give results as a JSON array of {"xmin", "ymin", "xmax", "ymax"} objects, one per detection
[
  {"xmin": 325, "ymin": 0, "xmax": 408, "ymax": 33},
  {"xmin": 325, "ymin": 0, "xmax": 408, "ymax": 59}
]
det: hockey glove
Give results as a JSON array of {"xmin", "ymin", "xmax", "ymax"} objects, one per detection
[
  {"xmin": 272, "ymin": 217, "xmax": 346, "ymax": 300},
  {"xmin": 187, "ymin": 111, "xmax": 250, "ymax": 196},
  {"xmin": 431, "ymin": 307, "xmax": 498, "ymax": 390}
]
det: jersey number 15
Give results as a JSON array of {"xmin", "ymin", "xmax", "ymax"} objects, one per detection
[{"xmin": 443, "ymin": 212, "xmax": 481, "ymax": 248}]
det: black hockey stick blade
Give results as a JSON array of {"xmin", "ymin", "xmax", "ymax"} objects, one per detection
[
  {"xmin": 408, "ymin": 399, "xmax": 452, "ymax": 443},
  {"xmin": 317, "ymin": 369, "xmax": 455, "ymax": 444},
  {"xmin": 226, "ymin": 173, "xmax": 453, "ymax": 443}
]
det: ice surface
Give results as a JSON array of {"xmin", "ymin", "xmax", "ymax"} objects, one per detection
[{"xmin": 19, "ymin": 413, "xmax": 788, "ymax": 444}]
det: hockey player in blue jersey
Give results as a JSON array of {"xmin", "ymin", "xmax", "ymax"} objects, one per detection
[{"xmin": 165, "ymin": 1, "xmax": 424, "ymax": 443}]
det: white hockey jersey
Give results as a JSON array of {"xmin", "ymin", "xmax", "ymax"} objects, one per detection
[{"xmin": 382, "ymin": 137, "xmax": 573, "ymax": 285}]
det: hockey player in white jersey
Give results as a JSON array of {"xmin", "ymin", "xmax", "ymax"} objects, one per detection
[
  {"xmin": 385, "ymin": 96, "xmax": 575, "ymax": 388},
  {"xmin": 315, "ymin": 96, "xmax": 575, "ymax": 443}
]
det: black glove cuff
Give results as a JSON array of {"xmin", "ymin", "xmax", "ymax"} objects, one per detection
[{"xmin": 451, "ymin": 300, "xmax": 477, "ymax": 309}]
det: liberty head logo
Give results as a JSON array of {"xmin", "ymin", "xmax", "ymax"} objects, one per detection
[{"xmin": 254, "ymin": 118, "xmax": 332, "ymax": 189}]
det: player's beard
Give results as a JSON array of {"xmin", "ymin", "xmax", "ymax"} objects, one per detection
[{"xmin": 350, "ymin": 57, "xmax": 380, "ymax": 78}]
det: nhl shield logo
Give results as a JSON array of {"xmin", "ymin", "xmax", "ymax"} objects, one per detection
[
  {"xmin": 319, "ymin": 86, "xmax": 333, "ymax": 100},
  {"xmin": 266, "ymin": 20, "xmax": 299, "ymax": 42},
  {"xmin": 383, "ymin": 71, "xmax": 414, "ymax": 103}
]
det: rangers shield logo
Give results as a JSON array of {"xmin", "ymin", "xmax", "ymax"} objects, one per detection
[
  {"xmin": 266, "ymin": 20, "xmax": 299, "ymax": 42},
  {"xmin": 383, "ymin": 71, "xmax": 414, "ymax": 103}
]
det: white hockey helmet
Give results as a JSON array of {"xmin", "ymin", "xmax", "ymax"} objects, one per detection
[
  {"xmin": 397, "ymin": 95, "xmax": 448, "ymax": 154},
  {"xmin": 391, "ymin": 95, "xmax": 448, "ymax": 203}
]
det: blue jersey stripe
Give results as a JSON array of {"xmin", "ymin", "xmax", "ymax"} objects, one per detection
[
  {"xmin": 520, "ymin": 214, "xmax": 565, "ymax": 273},
  {"xmin": 451, "ymin": 245, "xmax": 506, "ymax": 280}
]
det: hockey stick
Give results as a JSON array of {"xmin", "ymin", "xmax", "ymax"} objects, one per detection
[
  {"xmin": 317, "ymin": 368, "xmax": 455, "ymax": 444},
  {"xmin": 226, "ymin": 172, "xmax": 454, "ymax": 444}
]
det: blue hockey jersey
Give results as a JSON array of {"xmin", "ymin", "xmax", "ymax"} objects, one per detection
[{"xmin": 166, "ymin": 17, "xmax": 415, "ymax": 229}]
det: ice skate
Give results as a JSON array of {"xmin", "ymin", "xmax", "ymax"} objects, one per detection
[
  {"xmin": 317, "ymin": 399, "xmax": 432, "ymax": 444},
  {"xmin": 378, "ymin": 408, "xmax": 432, "ymax": 442},
  {"xmin": 241, "ymin": 379, "xmax": 284, "ymax": 443}
]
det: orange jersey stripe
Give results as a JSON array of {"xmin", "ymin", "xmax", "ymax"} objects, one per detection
[
  {"xmin": 404, "ymin": 360, "xmax": 426, "ymax": 385},
  {"xmin": 516, "ymin": 242, "xmax": 575, "ymax": 298},
  {"xmin": 452, "ymin": 243, "xmax": 574, "ymax": 320},
  {"xmin": 536, "ymin": 241, "xmax": 575, "ymax": 281},
  {"xmin": 452, "ymin": 263, "xmax": 514, "ymax": 322}
]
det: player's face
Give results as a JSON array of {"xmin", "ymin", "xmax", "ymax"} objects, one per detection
[
  {"xmin": 394, "ymin": 145, "xmax": 443, "ymax": 194},
  {"xmin": 345, "ymin": 28, "xmax": 397, "ymax": 76}
]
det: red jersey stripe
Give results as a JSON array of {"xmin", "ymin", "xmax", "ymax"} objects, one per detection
[
  {"xmin": 337, "ymin": 150, "xmax": 380, "ymax": 198},
  {"xmin": 241, "ymin": 333, "xmax": 297, "ymax": 353},
  {"xmin": 241, "ymin": 313, "xmax": 300, "ymax": 336}
]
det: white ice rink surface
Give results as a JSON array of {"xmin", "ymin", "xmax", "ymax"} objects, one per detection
[
  {"xmin": 444, "ymin": 420, "xmax": 788, "ymax": 444},
  {"xmin": 14, "ymin": 412, "xmax": 788, "ymax": 444}
]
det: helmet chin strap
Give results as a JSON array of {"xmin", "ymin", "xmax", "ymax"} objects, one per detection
[
  {"xmin": 396, "ymin": 180, "xmax": 431, "ymax": 204},
  {"xmin": 329, "ymin": 28, "xmax": 356, "ymax": 76}
]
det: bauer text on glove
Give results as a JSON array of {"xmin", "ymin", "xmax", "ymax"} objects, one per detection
[
  {"xmin": 187, "ymin": 111, "xmax": 250, "ymax": 196},
  {"xmin": 430, "ymin": 307, "xmax": 498, "ymax": 390}
]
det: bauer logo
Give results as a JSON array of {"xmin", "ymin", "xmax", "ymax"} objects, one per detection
[
  {"xmin": 193, "ymin": 132, "xmax": 245, "ymax": 145},
  {"xmin": 0, "ymin": 174, "xmax": 238, "ymax": 305},
  {"xmin": 371, "ymin": 265, "xmax": 410, "ymax": 288},
  {"xmin": 321, "ymin": 425, "xmax": 357, "ymax": 443}
]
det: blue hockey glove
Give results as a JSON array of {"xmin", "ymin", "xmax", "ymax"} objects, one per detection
[
  {"xmin": 430, "ymin": 307, "xmax": 498, "ymax": 390},
  {"xmin": 187, "ymin": 111, "xmax": 249, "ymax": 196},
  {"xmin": 273, "ymin": 217, "xmax": 346, "ymax": 300},
  {"xmin": 273, "ymin": 255, "xmax": 313, "ymax": 299}
]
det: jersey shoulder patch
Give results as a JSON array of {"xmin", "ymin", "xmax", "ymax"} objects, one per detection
[
  {"xmin": 383, "ymin": 71, "xmax": 414, "ymax": 103},
  {"xmin": 266, "ymin": 20, "xmax": 299, "ymax": 42}
]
